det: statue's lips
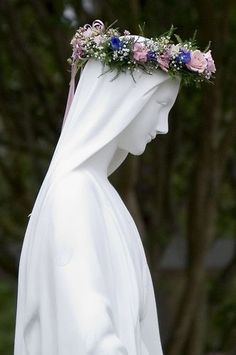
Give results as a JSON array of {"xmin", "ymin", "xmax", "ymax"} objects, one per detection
[{"xmin": 147, "ymin": 134, "xmax": 152, "ymax": 142}]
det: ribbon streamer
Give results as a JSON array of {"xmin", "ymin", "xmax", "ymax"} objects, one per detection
[{"xmin": 62, "ymin": 63, "xmax": 78, "ymax": 129}]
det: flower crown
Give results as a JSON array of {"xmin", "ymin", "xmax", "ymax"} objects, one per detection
[{"xmin": 67, "ymin": 19, "xmax": 216, "ymax": 88}]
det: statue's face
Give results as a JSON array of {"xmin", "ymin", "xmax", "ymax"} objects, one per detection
[{"xmin": 117, "ymin": 78, "xmax": 180, "ymax": 155}]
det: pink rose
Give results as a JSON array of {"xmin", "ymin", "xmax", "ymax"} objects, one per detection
[
  {"xmin": 93, "ymin": 35, "xmax": 103, "ymax": 45},
  {"xmin": 157, "ymin": 53, "xmax": 170, "ymax": 72},
  {"xmin": 185, "ymin": 50, "xmax": 208, "ymax": 73},
  {"xmin": 83, "ymin": 26, "xmax": 94, "ymax": 38},
  {"xmin": 132, "ymin": 42, "xmax": 148, "ymax": 62},
  {"xmin": 204, "ymin": 50, "xmax": 216, "ymax": 73}
]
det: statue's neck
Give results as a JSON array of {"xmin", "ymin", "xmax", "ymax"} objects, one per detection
[{"xmin": 79, "ymin": 138, "xmax": 118, "ymax": 180}]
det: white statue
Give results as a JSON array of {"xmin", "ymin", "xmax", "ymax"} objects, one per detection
[{"xmin": 14, "ymin": 56, "xmax": 180, "ymax": 355}]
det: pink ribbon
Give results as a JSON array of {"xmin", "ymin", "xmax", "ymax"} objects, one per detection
[
  {"xmin": 62, "ymin": 63, "xmax": 77, "ymax": 129},
  {"xmin": 61, "ymin": 20, "xmax": 105, "ymax": 130}
]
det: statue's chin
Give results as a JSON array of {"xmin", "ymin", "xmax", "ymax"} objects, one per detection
[{"xmin": 130, "ymin": 143, "xmax": 146, "ymax": 156}]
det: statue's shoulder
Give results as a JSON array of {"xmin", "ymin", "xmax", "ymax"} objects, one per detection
[{"xmin": 49, "ymin": 170, "xmax": 101, "ymax": 211}]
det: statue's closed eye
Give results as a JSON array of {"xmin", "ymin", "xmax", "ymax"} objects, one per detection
[{"xmin": 156, "ymin": 101, "xmax": 168, "ymax": 106}]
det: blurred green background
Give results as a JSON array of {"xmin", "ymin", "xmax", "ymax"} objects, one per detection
[{"xmin": 0, "ymin": 1, "xmax": 235, "ymax": 354}]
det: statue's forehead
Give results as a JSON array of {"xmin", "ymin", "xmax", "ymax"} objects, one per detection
[{"xmin": 141, "ymin": 79, "xmax": 180, "ymax": 109}]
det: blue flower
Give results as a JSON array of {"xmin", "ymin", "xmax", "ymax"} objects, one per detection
[
  {"xmin": 176, "ymin": 50, "xmax": 191, "ymax": 64},
  {"xmin": 147, "ymin": 51, "xmax": 156, "ymax": 61},
  {"xmin": 110, "ymin": 36, "xmax": 123, "ymax": 50}
]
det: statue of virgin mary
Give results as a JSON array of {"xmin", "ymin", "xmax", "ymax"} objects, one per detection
[{"xmin": 14, "ymin": 46, "xmax": 181, "ymax": 354}]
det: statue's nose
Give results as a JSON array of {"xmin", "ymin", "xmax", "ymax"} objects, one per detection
[{"xmin": 155, "ymin": 115, "xmax": 169, "ymax": 134}]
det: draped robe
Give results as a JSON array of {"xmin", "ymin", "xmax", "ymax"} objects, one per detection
[{"xmin": 14, "ymin": 169, "xmax": 164, "ymax": 354}]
